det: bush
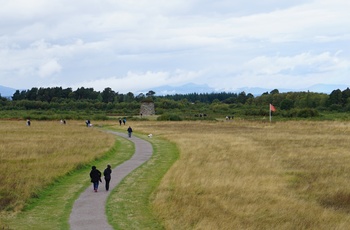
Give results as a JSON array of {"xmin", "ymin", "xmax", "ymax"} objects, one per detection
[
  {"xmin": 244, "ymin": 108, "xmax": 268, "ymax": 116},
  {"xmin": 329, "ymin": 104, "xmax": 343, "ymax": 111},
  {"xmin": 282, "ymin": 108, "xmax": 319, "ymax": 118},
  {"xmin": 157, "ymin": 114, "xmax": 182, "ymax": 121},
  {"xmin": 297, "ymin": 108, "xmax": 319, "ymax": 118}
]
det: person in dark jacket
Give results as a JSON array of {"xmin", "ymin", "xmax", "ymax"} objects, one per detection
[
  {"xmin": 127, "ymin": 126, "xmax": 133, "ymax": 138},
  {"xmin": 90, "ymin": 166, "xmax": 102, "ymax": 192},
  {"xmin": 103, "ymin": 164, "xmax": 112, "ymax": 191}
]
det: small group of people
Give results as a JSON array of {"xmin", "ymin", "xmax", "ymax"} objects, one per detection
[
  {"xmin": 89, "ymin": 164, "xmax": 112, "ymax": 192},
  {"xmin": 118, "ymin": 118, "xmax": 127, "ymax": 126},
  {"xmin": 85, "ymin": 120, "xmax": 93, "ymax": 127},
  {"xmin": 225, "ymin": 115, "xmax": 234, "ymax": 120},
  {"xmin": 89, "ymin": 125, "xmax": 134, "ymax": 192}
]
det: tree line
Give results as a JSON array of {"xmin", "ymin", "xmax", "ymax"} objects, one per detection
[{"xmin": 1, "ymin": 86, "xmax": 350, "ymax": 117}]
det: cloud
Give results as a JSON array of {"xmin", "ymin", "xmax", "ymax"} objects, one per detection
[
  {"xmin": 0, "ymin": 0, "xmax": 349, "ymax": 92},
  {"xmin": 204, "ymin": 51, "xmax": 350, "ymax": 91},
  {"xmin": 38, "ymin": 59, "xmax": 62, "ymax": 78},
  {"xmin": 245, "ymin": 52, "xmax": 349, "ymax": 76},
  {"xmin": 71, "ymin": 70, "xmax": 202, "ymax": 93}
]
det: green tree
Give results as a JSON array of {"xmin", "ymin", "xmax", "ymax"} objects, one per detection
[
  {"xmin": 280, "ymin": 99, "xmax": 294, "ymax": 110},
  {"xmin": 342, "ymin": 88, "xmax": 350, "ymax": 106},
  {"xmin": 12, "ymin": 90, "xmax": 26, "ymax": 100},
  {"xmin": 101, "ymin": 87, "xmax": 116, "ymax": 103},
  {"xmin": 328, "ymin": 89, "xmax": 342, "ymax": 106},
  {"xmin": 27, "ymin": 87, "xmax": 39, "ymax": 100},
  {"xmin": 136, "ymin": 93, "xmax": 145, "ymax": 102},
  {"xmin": 237, "ymin": 91, "xmax": 247, "ymax": 104},
  {"xmin": 270, "ymin": 89, "xmax": 279, "ymax": 94},
  {"xmin": 146, "ymin": 90, "xmax": 156, "ymax": 97},
  {"xmin": 124, "ymin": 92, "xmax": 135, "ymax": 103}
]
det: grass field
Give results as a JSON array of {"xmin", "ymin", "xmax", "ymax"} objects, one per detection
[
  {"xmin": 2, "ymin": 119, "xmax": 350, "ymax": 229},
  {"xmin": 126, "ymin": 119, "xmax": 350, "ymax": 229},
  {"xmin": 0, "ymin": 120, "xmax": 116, "ymax": 212}
]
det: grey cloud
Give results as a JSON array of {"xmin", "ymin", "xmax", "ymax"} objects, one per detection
[{"xmin": 0, "ymin": 0, "xmax": 349, "ymax": 92}]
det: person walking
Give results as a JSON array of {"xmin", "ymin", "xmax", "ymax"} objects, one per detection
[
  {"xmin": 103, "ymin": 164, "xmax": 112, "ymax": 191},
  {"xmin": 119, "ymin": 119, "xmax": 122, "ymax": 126},
  {"xmin": 127, "ymin": 126, "xmax": 133, "ymax": 138},
  {"xmin": 90, "ymin": 166, "xmax": 102, "ymax": 192}
]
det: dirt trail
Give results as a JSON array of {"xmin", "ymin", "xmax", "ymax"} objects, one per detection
[{"xmin": 69, "ymin": 131, "xmax": 153, "ymax": 230}]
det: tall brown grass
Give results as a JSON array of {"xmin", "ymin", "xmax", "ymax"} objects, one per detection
[
  {"xmin": 130, "ymin": 120, "xmax": 350, "ymax": 229},
  {"xmin": 2, "ymin": 119, "xmax": 350, "ymax": 229},
  {"xmin": 0, "ymin": 120, "xmax": 114, "ymax": 212}
]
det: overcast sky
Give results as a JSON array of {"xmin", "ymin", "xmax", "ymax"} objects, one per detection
[{"xmin": 0, "ymin": 0, "xmax": 349, "ymax": 94}]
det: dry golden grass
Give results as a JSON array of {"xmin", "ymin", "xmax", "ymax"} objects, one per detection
[
  {"xmin": 0, "ymin": 120, "xmax": 114, "ymax": 212},
  {"xmin": 129, "ymin": 120, "xmax": 350, "ymax": 229},
  {"xmin": 2, "ymin": 119, "xmax": 350, "ymax": 229}
]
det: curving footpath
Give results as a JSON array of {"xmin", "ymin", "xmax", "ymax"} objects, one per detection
[{"xmin": 69, "ymin": 131, "xmax": 153, "ymax": 230}]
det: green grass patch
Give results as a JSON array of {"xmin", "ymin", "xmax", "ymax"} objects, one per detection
[
  {"xmin": 106, "ymin": 131, "xmax": 179, "ymax": 229},
  {"xmin": 1, "ymin": 134, "xmax": 134, "ymax": 230}
]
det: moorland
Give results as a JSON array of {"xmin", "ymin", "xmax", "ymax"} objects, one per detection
[
  {"xmin": 1, "ymin": 118, "xmax": 350, "ymax": 229},
  {"xmin": 1, "ymin": 86, "xmax": 350, "ymax": 228}
]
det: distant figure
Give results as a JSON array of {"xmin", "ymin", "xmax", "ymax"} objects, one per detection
[
  {"xmin": 90, "ymin": 166, "xmax": 102, "ymax": 192},
  {"xmin": 63, "ymin": 119, "xmax": 66, "ymax": 124},
  {"xmin": 103, "ymin": 164, "xmax": 112, "ymax": 191},
  {"xmin": 86, "ymin": 120, "xmax": 91, "ymax": 127},
  {"xmin": 140, "ymin": 113, "xmax": 143, "ymax": 118},
  {"xmin": 119, "ymin": 119, "xmax": 122, "ymax": 126},
  {"xmin": 127, "ymin": 126, "xmax": 133, "ymax": 138},
  {"xmin": 123, "ymin": 118, "xmax": 126, "ymax": 125},
  {"xmin": 26, "ymin": 119, "xmax": 31, "ymax": 126}
]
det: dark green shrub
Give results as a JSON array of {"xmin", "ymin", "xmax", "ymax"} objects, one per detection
[
  {"xmin": 282, "ymin": 108, "xmax": 319, "ymax": 118},
  {"xmin": 157, "ymin": 114, "xmax": 182, "ymax": 121},
  {"xmin": 297, "ymin": 108, "xmax": 319, "ymax": 118}
]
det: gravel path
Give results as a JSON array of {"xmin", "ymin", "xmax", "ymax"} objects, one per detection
[{"xmin": 69, "ymin": 131, "xmax": 153, "ymax": 230}]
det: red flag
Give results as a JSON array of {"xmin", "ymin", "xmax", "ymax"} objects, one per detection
[{"xmin": 270, "ymin": 104, "xmax": 276, "ymax": 112}]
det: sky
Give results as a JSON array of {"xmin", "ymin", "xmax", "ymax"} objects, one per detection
[{"xmin": 0, "ymin": 0, "xmax": 349, "ymax": 94}]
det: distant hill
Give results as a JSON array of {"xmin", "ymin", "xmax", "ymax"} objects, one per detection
[
  {"xmin": 0, "ymin": 85, "xmax": 16, "ymax": 97},
  {"xmin": 145, "ymin": 83, "xmax": 216, "ymax": 95},
  {"xmin": 304, "ymin": 84, "xmax": 349, "ymax": 94},
  {"xmin": 146, "ymin": 83, "xmax": 349, "ymax": 96},
  {"xmin": 236, "ymin": 84, "xmax": 349, "ymax": 96}
]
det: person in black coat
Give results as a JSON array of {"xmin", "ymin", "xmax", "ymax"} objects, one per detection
[
  {"xmin": 90, "ymin": 166, "xmax": 102, "ymax": 192},
  {"xmin": 127, "ymin": 126, "xmax": 133, "ymax": 138},
  {"xmin": 103, "ymin": 164, "xmax": 112, "ymax": 191}
]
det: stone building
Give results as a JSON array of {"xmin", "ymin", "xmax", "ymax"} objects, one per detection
[{"xmin": 140, "ymin": 102, "xmax": 155, "ymax": 116}]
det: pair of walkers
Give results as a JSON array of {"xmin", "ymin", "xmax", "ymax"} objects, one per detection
[{"xmin": 89, "ymin": 165, "xmax": 112, "ymax": 192}]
